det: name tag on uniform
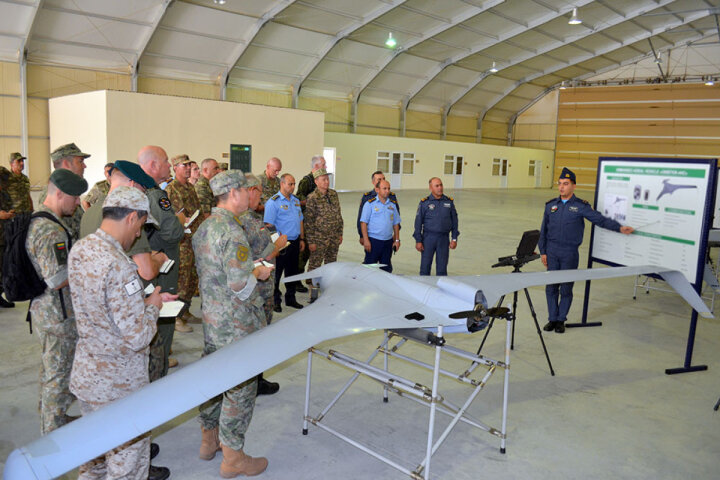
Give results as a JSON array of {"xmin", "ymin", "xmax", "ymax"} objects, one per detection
[
  {"xmin": 443, "ymin": 203, "xmax": 451, "ymax": 208},
  {"xmin": 569, "ymin": 206, "xmax": 579, "ymax": 212},
  {"xmin": 281, "ymin": 205, "xmax": 288, "ymax": 210},
  {"xmin": 124, "ymin": 278, "xmax": 142, "ymax": 296}
]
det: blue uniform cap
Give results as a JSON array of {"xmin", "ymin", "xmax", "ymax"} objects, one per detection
[{"xmin": 559, "ymin": 167, "xmax": 576, "ymax": 184}]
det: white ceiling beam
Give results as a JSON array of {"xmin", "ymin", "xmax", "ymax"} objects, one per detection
[
  {"xmin": 157, "ymin": 24, "xmax": 243, "ymax": 44},
  {"xmin": 41, "ymin": 5, "xmax": 154, "ymax": 27},
  {"xmin": 479, "ymin": 11, "xmax": 711, "ymax": 119},
  {"xmin": 31, "ymin": 35, "xmax": 137, "ymax": 55},
  {"xmin": 133, "ymin": 0, "xmax": 172, "ymax": 91}
]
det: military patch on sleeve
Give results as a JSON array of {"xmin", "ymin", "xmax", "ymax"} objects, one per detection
[
  {"xmin": 236, "ymin": 245, "xmax": 249, "ymax": 262},
  {"xmin": 124, "ymin": 278, "xmax": 142, "ymax": 296},
  {"xmin": 54, "ymin": 242, "xmax": 68, "ymax": 265},
  {"xmin": 158, "ymin": 196, "xmax": 172, "ymax": 211}
]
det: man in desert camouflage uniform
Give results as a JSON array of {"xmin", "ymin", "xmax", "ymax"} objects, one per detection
[
  {"xmin": 294, "ymin": 155, "xmax": 326, "ymax": 290},
  {"xmin": 195, "ymin": 157, "xmax": 220, "ymax": 219},
  {"xmin": 6, "ymin": 152, "xmax": 33, "ymax": 213},
  {"xmin": 255, "ymin": 157, "xmax": 281, "ymax": 213},
  {"xmin": 69, "ymin": 186, "xmax": 172, "ymax": 480},
  {"xmin": 238, "ymin": 173, "xmax": 288, "ymax": 395},
  {"xmin": 193, "ymin": 170, "xmax": 273, "ymax": 478},
  {"xmin": 0, "ymin": 170, "xmax": 15, "ymax": 308},
  {"xmin": 81, "ymin": 162, "xmax": 114, "ymax": 210},
  {"xmin": 304, "ymin": 168, "xmax": 343, "ymax": 272},
  {"xmin": 166, "ymin": 154, "xmax": 202, "ymax": 332},
  {"xmin": 26, "ymin": 169, "xmax": 87, "ymax": 434},
  {"xmin": 39, "ymin": 143, "xmax": 91, "ymax": 240}
]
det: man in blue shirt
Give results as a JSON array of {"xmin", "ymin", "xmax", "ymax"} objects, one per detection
[
  {"xmin": 263, "ymin": 173, "xmax": 305, "ymax": 311},
  {"xmin": 360, "ymin": 179, "xmax": 401, "ymax": 272},
  {"xmin": 356, "ymin": 171, "xmax": 400, "ymax": 243},
  {"xmin": 413, "ymin": 177, "xmax": 459, "ymax": 276},
  {"xmin": 538, "ymin": 167, "xmax": 634, "ymax": 333}
]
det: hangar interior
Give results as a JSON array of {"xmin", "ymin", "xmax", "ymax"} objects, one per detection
[{"xmin": 1, "ymin": 0, "xmax": 719, "ymax": 478}]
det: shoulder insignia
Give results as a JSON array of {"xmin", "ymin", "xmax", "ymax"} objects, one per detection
[
  {"xmin": 545, "ymin": 198, "xmax": 556, "ymax": 205},
  {"xmin": 578, "ymin": 198, "xmax": 589, "ymax": 205},
  {"xmin": 363, "ymin": 191, "xmax": 372, "ymax": 196},
  {"xmin": 270, "ymin": 194, "xmax": 280, "ymax": 201},
  {"xmin": 390, "ymin": 191, "xmax": 396, "ymax": 196},
  {"xmin": 420, "ymin": 196, "xmax": 428, "ymax": 202},
  {"xmin": 236, "ymin": 245, "xmax": 249, "ymax": 262},
  {"xmin": 53, "ymin": 242, "xmax": 68, "ymax": 265},
  {"xmin": 367, "ymin": 197, "xmax": 377, "ymax": 203},
  {"xmin": 158, "ymin": 196, "xmax": 172, "ymax": 211},
  {"xmin": 448, "ymin": 196, "xmax": 454, "ymax": 201}
]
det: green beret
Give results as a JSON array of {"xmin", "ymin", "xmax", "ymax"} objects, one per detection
[
  {"xmin": 113, "ymin": 160, "xmax": 156, "ymax": 190},
  {"xmin": 49, "ymin": 169, "xmax": 88, "ymax": 196}
]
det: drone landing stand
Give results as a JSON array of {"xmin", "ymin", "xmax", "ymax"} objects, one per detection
[{"xmin": 302, "ymin": 321, "xmax": 512, "ymax": 480}]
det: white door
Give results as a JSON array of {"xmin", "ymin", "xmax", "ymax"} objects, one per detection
[
  {"xmin": 500, "ymin": 159, "xmax": 508, "ymax": 188},
  {"xmin": 323, "ymin": 147, "xmax": 336, "ymax": 189},
  {"xmin": 454, "ymin": 156, "xmax": 463, "ymax": 189},
  {"xmin": 391, "ymin": 152, "xmax": 402, "ymax": 189},
  {"xmin": 534, "ymin": 160, "xmax": 542, "ymax": 187}
]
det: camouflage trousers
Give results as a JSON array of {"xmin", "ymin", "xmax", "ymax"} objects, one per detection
[
  {"xmin": 307, "ymin": 237, "xmax": 341, "ymax": 272},
  {"xmin": 262, "ymin": 294, "xmax": 274, "ymax": 325},
  {"xmin": 37, "ymin": 320, "xmax": 77, "ymax": 435},
  {"xmin": 148, "ymin": 320, "xmax": 176, "ymax": 383},
  {"xmin": 198, "ymin": 376, "xmax": 258, "ymax": 450},
  {"xmin": 78, "ymin": 399, "xmax": 150, "ymax": 480},
  {"xmin": 177, "ymin": 237, "xmax": 198, "ymax": 303}
]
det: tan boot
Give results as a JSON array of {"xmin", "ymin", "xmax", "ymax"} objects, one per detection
[
  {"xmin": 199, "ymin": 427, "xmax": 221, "ymax": 460},
  {"xmin": 182, "ymin": 310, "xmax": 202, "ymax": 324},
  {"xmin": 168, "ymin": 357, "xmax": 179, "ymax": 368},
  {"xmin": 175, "ymin": 318, "xmax": 193, "ymax": 333},
  {"xmin": 219, "ymin": 444, "xmax": 268, "ymax": 478}
]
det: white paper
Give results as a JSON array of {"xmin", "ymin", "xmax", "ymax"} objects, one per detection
[
  {"xmin": 184, "ymin": 209, "xmax": 199, "ymax": 228},
  {"xmin": 159, "ymin": 300, "xmax": 185, "ymax": 318}
]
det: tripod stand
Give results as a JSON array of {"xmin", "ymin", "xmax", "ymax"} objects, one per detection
[{"xmin": 476, "ymin": 262, "xmax": 556, "ymax": 376}]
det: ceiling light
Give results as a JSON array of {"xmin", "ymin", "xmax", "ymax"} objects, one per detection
[
  {"xmin": 559, "ymin": 81, "xmax": 566, "ymax": 90},
  {"xmin": 489, "ymin": 61, "xmax": 498, "ymax": 73},
  {"xmin": 706, "ymin": 78, "xmax": 715, "ymax": 86},
  {"xmin": 654, "ymin": 56, "xmax": 662, "ymax": 64},
  {"xmin": 214, "ymin": 0, "xmax": 226, "ymax": 5},
  {"xmin": 385, "ymin": 32, "xmax": 397, "ymax": 48},
  {"xmin": 568, "ymin": 8, "xmax": 582, "ymax": 25}
]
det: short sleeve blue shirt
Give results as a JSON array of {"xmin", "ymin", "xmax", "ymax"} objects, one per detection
[
  {"xmin": 263, "ymin": 192, "xmax": 303, "ymax": 240},
  {"xmin": 360, "ymin": 196, "xmax": 401, "ymax": 241}
]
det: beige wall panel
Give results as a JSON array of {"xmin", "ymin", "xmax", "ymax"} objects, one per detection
[
  {"xmin": 26, "ymin": 66, "xmax": 130, "ymax": 98},
  {"xmin": 406, "ymin": 111, "xmax": 440, "ymax": 138},
  {"xmin": 358, "ymin": 104, "xmax": 399, "ymax": 130},
  {"xmin": 0, "ymin": 137, "xmax": 22, "ymax": 170},
  {"xmin": 324, "ymin": 131, "xmax": 554, "ymax": 192},
  {"xmin": 27, "ymin": 98, "xmax": 49, "ymax": 136},
  {"xmin": 356, "ymin": 125, "xmax": 399, "ymax": 136},
  {"xmin": 226, "ymin": 86, "xmax": 291, "ymax": 108},
  {"xmin": 298, "ymin": 97, "xmax": 350, "ymax": 128},
  {"xmin": 138, "ymin": 77, "xmax": 218, "ymax": 100},
  {"xmin": 28, "ymin": 137, "xmax": 50, "ymax": 185},
  {"xmin": 1, "ymin": 61, "xmax": 20, "ymax": 96},
  {"xmin": 517, "ymin": 89, "xmax": 558, "ymax": 123},
  {"xmin": 1, "ymin": 96, "xmax": 21, "ymax": 136},
  {"xmin": 481, "ymin": 119, "xmax": 507, "ymax": 144},
  {"xmin": 446, "ymin": 115, "xmax": 476, "ymax": 141}
]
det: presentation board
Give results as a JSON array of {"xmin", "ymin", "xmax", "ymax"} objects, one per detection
[{"xmin": 590, "ymin": 158, "xmax": 717, "ymax": 285}]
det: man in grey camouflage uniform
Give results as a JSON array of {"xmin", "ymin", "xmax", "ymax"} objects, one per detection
[
  {"xmin": 6, "ymin": 152, "xmax": 33, "ymax": 213},
  {"xmin": 26, "ymin": 168, "xmax": 87, "ymax": 434},
  {"xmin": 69, "ymin": 186, "xmax": 174, "ymax": 480},
  {"xmin": 304, "ymin": 168, "xmax": 343, "ymax": 272},
  {"xmin": 255, "ymin": 157, "xmax": 281, "ymax": 213},
  {"xmin": 81, "ymin": 162, "xmax": 113, "ymax": 210},
  {"xmin": 195, "ymin": 157, "xmax": 220, "ymax": 219},
  {"xmin": 193, "ymin": 170, "xmax": 273, "ymax": 478},
  {"xmin": 39, "ymin": 143, "xmax": 91, "ymax": 240},
  {"xmin": 239, "ymin": 173, "xmax": 287, "ymax": 395}
]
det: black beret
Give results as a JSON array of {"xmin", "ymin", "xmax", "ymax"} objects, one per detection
[
  {"xmin": 49, "ymin": 169, "xmax": 88, "ymax": 196},
  {"xmin": 113, "ymin": 160, "xmax": 156, "ymax": 190}
]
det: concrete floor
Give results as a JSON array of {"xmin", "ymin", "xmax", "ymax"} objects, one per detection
[{"xmin": 2, "ymin": 187, "xmax": 720, "ymax": 479}]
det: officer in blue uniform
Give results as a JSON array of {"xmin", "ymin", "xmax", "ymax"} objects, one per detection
[
  {"xmin": 413, "ymin": 177, "xmax": 459, "ymax": 276},
  {"xmin": 263, "ymin": 173, "xmax": 305, "ymax": 310},
  {"xmin": 538, "ymin": 167, "xmax": 634, "ymax": 333},
  {"xmin": 360, "ymin": 179, "xmax": 401, "ymax": 272},
  {"xmin": 357, "ymin": 171, "xmax": 400, "ymax": 243}
]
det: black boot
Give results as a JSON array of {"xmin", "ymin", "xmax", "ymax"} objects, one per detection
[
  {"xmin": 0, "ymin": 294, "xmax": 15, "ymax": 308},
  {"xmin": 257, "ymin": 374, "xmax": 280, "ymax": 396},
  {"xmin": 148, "ymin": 465, "xmax": 170, "ymax": 480}
]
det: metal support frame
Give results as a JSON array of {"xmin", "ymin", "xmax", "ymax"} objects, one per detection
[{"xmin": 302, "ymin": 317, "xmax": 513, "ymax": 479}]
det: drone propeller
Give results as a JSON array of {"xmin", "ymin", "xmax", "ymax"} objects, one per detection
[{"xmin": 449, "ymin": 305, "xmax": 511, "ymax": 332}]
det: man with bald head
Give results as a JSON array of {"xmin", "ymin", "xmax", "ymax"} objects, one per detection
[
  {"xmin": 413, "ymin": 177, "xmax": 459, "ymax": 276},
  {"xmin": 256, "ymin": 157, "xmax": 282, "ymax": 213},
  {"xmin": 195, "ymin": 158, "xmax": 220, "ymax": 219},
  {"xmin": 360, "ymin": 179, "xmax": 401, "ymax": 273}
]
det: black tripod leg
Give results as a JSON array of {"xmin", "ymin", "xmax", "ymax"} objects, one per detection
[
  {"xmin": 524, "ymin": 287, "xmax": 556, "ymax": 376},
  {"xmin": 511, "ymin": 290, "xmax": 519, "ymax": 350},
  {"xmin": 476, "ymin": 295, "xmax": 505, "ymax": 356},
  {"xmin": 714, "ymin": 396, "xmax": 720, "ymax": 411}
]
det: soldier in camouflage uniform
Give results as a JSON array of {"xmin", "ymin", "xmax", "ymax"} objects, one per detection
[
  {"xmin": 69, "ymin": 186, "xmax": 172, "ymax": 480},
  {"xmin": 295, "ymin": 155, "xmax": 326, "ymax": 285},
  {"xmin": 166, "ymin": 154, "xmax": 202, "ymax": 332},
  {"xmin": 195, "ymin": 157, "xmax": 220, "ymax": 219},
  {"xmin": 255, "ymin": 157, "xmax": 282, "ymax": 213},
  {"xmin": 26, "ymin": 169, "xmax": 87, "ymax": 435},
  {"xmin": 7, "ymin": 152, "xmax": 33, "ymax": 213},
  {"xmin": 239, "ymin": 173, "xmax": 288, "ymax": 395},
  {"xmin": 193, "ymin": 170, "xmax": 273, "ymax": 478},
  {"xmin": 218, "ymin": 162, "xmax": 228, "ymax": 171},
  {"xmin": 0, "ymin": 170, "xmax": 16, "ymax": 308},
  {"xmin": 39, "ymin": 143, "xmax": 91, "ymax": 241},
  {"xmin": 304, "ymin": 168, "xmax": 343, "ymax": 272},
  {"xmin": 81, "ymin": 162, "xmax": 113, "ymax": 210}
]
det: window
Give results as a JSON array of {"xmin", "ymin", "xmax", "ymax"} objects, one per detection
[
  {"xmin": 492, "ymin": 158, "xmax": 501, "ymax": 176},
  {"xmin": 378, "ymin": 151, "xmax": 414, "ymax": 175},
  {"xmin": 528, "ymin": 160, "xmax": 536, "ymax": 176},
  {"xmin": 402, "ymin": 152, "xmax": 414, "ymax": 174},
  {"xmin": 444, "ymin": 155, "xmax": 463, "ymax": 175},
  {"xmin": 377, "ymin": 151, "xmax": 390, "ymax": 173}
]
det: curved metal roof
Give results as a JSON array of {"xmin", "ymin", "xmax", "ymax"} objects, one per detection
[{"xmin": 1, "ymin": 0, "xmax": 718, "ymax": 124}]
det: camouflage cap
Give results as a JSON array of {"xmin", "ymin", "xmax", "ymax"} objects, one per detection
[
  {"xmin": 171, "ymin": 154, "xmax": 191, "ymax": 166},
  {"xmin": 219, "ymin": 162, "xmax": 229, "ymax": 171},
  {"xmin": 244, "ymin": 173, "xmax": 260, "ymax": 188},
  {"xmin": 102, "ymin": 186, "xmax": 158, "ymax": 225},
  {"xmin": 210, "ymin": 170, "xmax": 247, "ymax": 196},
  {"xmin": 113, "ymin": 160, "xmax": 157, "ymax": 190},
  {"xmin": 10, "ymin": 152, "xmax": 26, "ymax": 163},
  {"xmin": 51, "ymin": 143, "xmax": 91, "ymax": 162},
  {"xmin": 312, "ymin": 168, "xmax": 329, "ymax": 179},
  {"xmin": 49, "ymin": 168, "xmax": 88, "ymax": 196}
]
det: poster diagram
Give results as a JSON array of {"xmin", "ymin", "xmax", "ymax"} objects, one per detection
[{"xmin": 592, "ymin": 160, "xmax": 713, "ymax": 283}]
